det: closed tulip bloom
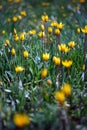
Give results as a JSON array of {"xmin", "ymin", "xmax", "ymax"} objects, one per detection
[
  {"xmin": 14, "ymin": 36, "xmax": 19, "ymax": 41},
  {"xmin": 40, "ymin": 24, "xmax": 45, "ymax": 31},
  {"xmin": 11, "ymin": 48, "xmax": 16, "ymax": 56},
  {"xmin": 12, "ymin": 16, "xmax": 18, "ymax": 22},
  {"xmin": 82, "ymin": 64, "xmax": 85, "ymax": 71},
  {"xmin": 14, "ymin": 28, "xmax": 17, "ymax": 35},
  {"xmin": 41, "ymin": 68, "xmax": 48, "ymax": 78},
  {"xmin": 20, "ymin": 11, "xmax": 27, "ymax": 17},
  {"xmin": 55, "ymin": 29, "xmax": 60, "ymax": 35},
  {"xmin": 47, "ymin": 79, "xmax": 52, "ymax": 86},
  {"xmin": 55, "ymin": 91, "xmax": 65, "ymax": 104},
  {"xmin": 23, "ymin": 51, "xmax": 29, "ymax": 58},
  {"xmin": 62, "ymin": 83, "xmax": 71, "ymax": 97},
  {"xmin": 53, "ymin": 56, "xmax": 60, "ymax": 66},
  {"xmin": 5, "ymin": 39, "xmax": 10, "ymax": 46},
  {"xmin": 13, "ymin": 113, "xmax": 31, "ymax": 127},
  {"xmin": 20, "ymin": 33, "xmax": 25, "ymax": 41},
  {"xmin": 77, "ymin": 28, "xmax": 80, "ymax": 33},
  {"xmin": 48, "ymin": 27, "xmax": 52, "ymax": 34},
  {"xmin": 2, "ymin": 30, "xmax": 5, "ymax": 35},
  {"xmin": 39, "ymin": 31, "xmax": 45, "ymax": 37},
  {"xmin": 17, "ymin": 15, "xmax": 22, "ymax": 20}
]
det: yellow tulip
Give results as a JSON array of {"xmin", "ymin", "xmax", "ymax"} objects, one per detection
[
  {"xmin": 40, "ymin": 24, "xmax": 45, "ymax": 31},
  {"xmin": 62, "ymin": 60, "xmax": 73, "ymax": 68},
  {"xmin": 47, "ymin": 79, "xmax": 52, "ymax": 86},
  {"xmin": 13, "ymin": 113, "xmax": 31, "ymax": 127},
  {"xmin": 42, "ymin": 53, "xmax": 49, "ymax": 61},
  {"xmin": 55, "ymin": 29, "xmax": 60, "ymax": 35},
  {"xmin": 51, "ymin": 21, "xmax": 57, "ymax": 27},
  {"xmin": 53, "ymin": 56, "xmax": 60, "ymax": 66},
  {"xmin": 55, "ymin": 91, "xmax": 65, "ymax": 104},
  {"xmin": 11, "ymin": 48, "xmax": 16, "ymax": 56},
  {"xmin": 23, "ymin": 51, "xmax": 29, "ymax": 58},
  {"xmin": 57, "ymin": 22, "xmax": 64, "ymax": 30},
  {"xmin": 20, "ymin": 11, "xmax": 27, "ymax": 17},
  {"xmin": 81, "ymin": 25, "xmax": 87, "ymax": 34},
  {"xmin": 62, "ymin": 83, "xmax": 71, "ymax": 97},
  {"xmin": 15, "ymin": 66, "xmax": 24, "ymax": 73},
  {"xmin": 20, "ymin": 33, "xmax": 25, "ymax": 41},
  {"xmin": 39, "ymin": 31, "xmax": 45, "ymax": 37},
  {"xmin": 2, "ymin": 30, "xmax": 5, "ymax": 35},
  {"xmin": 68, "ymin": 41, "xmax": 76, "ymax": 48},
  {"xmin": 80, "ymin": 0, "xmax": 85, "ymax": 3},
  {"xmin": 41, "ymin": 68, "xmax": 48, "ymax": 78},
  {"xmin": 48, "ymin": 27, "xmax": 52, "ymax": 34},
  {"xmin": 41, "ymin": 15, "xmax": 48, "ymax": 22},
  {"xmin": 12, "ymin": 16, "xmax": 18, "ymax": 22}
]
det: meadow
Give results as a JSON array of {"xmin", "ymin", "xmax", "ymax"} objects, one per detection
[{"xmin": 0, "ymin": 0, "xmax": 87, "ymax": 130}]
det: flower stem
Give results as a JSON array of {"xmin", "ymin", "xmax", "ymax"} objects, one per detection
[{"xmin": 84, "ymin": 34, "xmax": 87, "ymax": 63}]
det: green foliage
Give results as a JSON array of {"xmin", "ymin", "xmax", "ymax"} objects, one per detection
[{"xmin": 0, "ymin": 0, "xmax": 87, "ymax": 129}]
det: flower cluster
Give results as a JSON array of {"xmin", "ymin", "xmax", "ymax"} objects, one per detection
[{"xmin": 55, "ymin": 83, "xmax": 72, "ymax": 105}]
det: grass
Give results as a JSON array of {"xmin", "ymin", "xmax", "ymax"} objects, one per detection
[{"xmin": 0, "ymin": 0, "xmax": 87, "ymax": 130}]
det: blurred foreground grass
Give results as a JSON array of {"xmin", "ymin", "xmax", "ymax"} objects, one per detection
[{"xmin": 0, "ymin": 0, "xmax": 87, "ymax": 130}]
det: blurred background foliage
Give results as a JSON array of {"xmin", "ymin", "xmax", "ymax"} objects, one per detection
[{"xmin": 0, "ymin": 0, "xmax": 87, "ymax": 129}]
